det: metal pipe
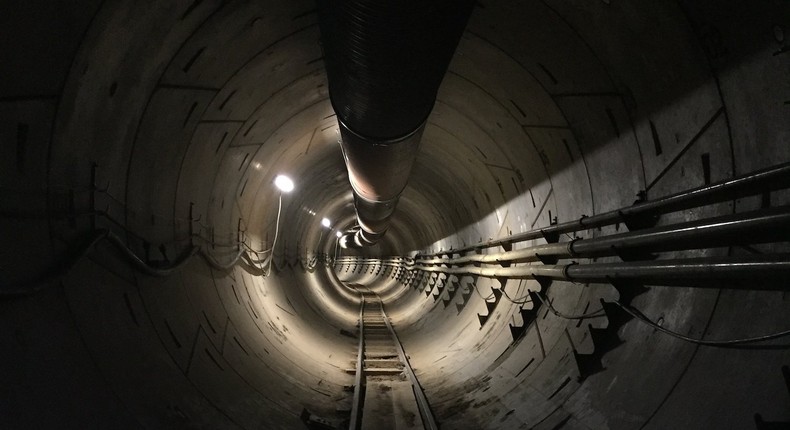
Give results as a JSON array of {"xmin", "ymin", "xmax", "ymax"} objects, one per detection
[
  {"xmin": 407, "ymin": 255, "xmax": 790, "ymax": 290},
  {"xmin": 564, "ymin": 256, "xmax": 790, "ymax": 285},
  {"xmin": 408, "ymin": 263, "xmax": 569, "ymax": 279},
  {"xmin": 571, "ymin": 207, "xmax": 790, "ymax": 257},
  {"xmin": 422, "ymin": 161, "xmax": 790, "ymax": 256},
  {"xmin": 415, "ymin": 207, "xmax": 790, "ymax": 265}
]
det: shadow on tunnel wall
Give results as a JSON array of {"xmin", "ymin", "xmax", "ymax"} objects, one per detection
[{"xmin": 380, "ymin": 0, "xmax": 789, "ymax": 253}]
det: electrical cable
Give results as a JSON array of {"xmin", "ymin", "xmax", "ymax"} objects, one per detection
[
  {"xmin": 502, "ymin": 280, "xmax": 534, "ymax": 304},
  {"xmin": 500, "ymin": 288, "xmax": 531, "ymax": 305},
  {"xmin": 529, "ymin": 290, "xmax": 790, "ymax": 345},
  {"xmin": 533, "ymin": 291, "xmax": 606, "ymax": 319},
  {"xmin": 2, "ymin": 229, "xmax": 249, "ymax": 296},
  {"xmin": 199, "ymin": 246, "xmax": 245, "ymax": 271},
  {"xmin": 103, "ymin": 231, "xmax": 199, "ymax": 277},
  {"xmin": 0, "ymin": 229, "xmax": 109, "ymax": 297},
  {"xmin": 394, "ymin": 265, "xmax": 790, "ymax": 345},
  {"xmin": 242, "ymin": 240, "xmax": 274, "ymax": 257},
  {"xmin": 2, "ymin": 193, "xmax": 301, "ymax": 295},
  {"xmin": 242, "ymin": 242, "xmax": 272, "ymax": 263},
  {"xmin": 528, "ymin": 291, "xmax": 790, "ymax": 345},
  {"xmin": 614, "ymin": 300, "xmax": 790, "ymax": 346},
  {"xmin": 266, "ymin": 193, "xmax": 283, "ymax": 276},
  {"xmin": 470, "ymin": 281, "xmax": 495, "ymax": 301}
]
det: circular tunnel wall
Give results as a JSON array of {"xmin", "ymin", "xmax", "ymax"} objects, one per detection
[{"xmin": 1, "ymin": 1, "xmax": 788, "ymax": 429}]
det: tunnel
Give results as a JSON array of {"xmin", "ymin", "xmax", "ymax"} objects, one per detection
[{"xmin": 1, "ymin": 1, "xmax": 789, "ymax": 429}]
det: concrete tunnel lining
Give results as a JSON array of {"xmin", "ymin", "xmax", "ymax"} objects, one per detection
[{"xmin": 1, "ymin": 0, "xmax": 789, "ymax": 429}]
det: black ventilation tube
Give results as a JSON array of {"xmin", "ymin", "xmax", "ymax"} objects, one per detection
[{"xmin": 316, "ymin": 0, "xmax": 475, "ymax": 248}]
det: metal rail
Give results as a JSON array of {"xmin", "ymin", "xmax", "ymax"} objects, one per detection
[
  {"xmin": 380, "ymin": 300, "xmax": 439, "ymax": 430},
  {"xmin": 349, "ymin": 294, "xmax": 365, "ymax": 430},
  {"xmin": 347, "ymin": 287, "xmax": 438, "ymax": 429}
]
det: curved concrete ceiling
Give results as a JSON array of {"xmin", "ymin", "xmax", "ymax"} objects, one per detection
[{"xmin": 1, "ymin": 1, "xmax": 789, "ymax": 429}]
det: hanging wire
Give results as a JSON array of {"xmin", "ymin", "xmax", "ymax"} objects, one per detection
[
  {"xmin": 528, "ymin": 288, "xmax": 790, "ymax": 345},
  {"xmin": 533, "ymin": 291, "xmax": 606, "ymax": 319},
  {"xmin": 500, "ymin": 288, "xmax": 532, "ymax": 305},
  {"xmin": 497, "ymin": 279, "xmax": 533, "ymax": 305},
  {"xmin": 471, "ymin": 282, "xmax": 495, "ymax": 301},
  {"xmin": 266, "ymin": 193, "xmax": 284, "ymax": 276},
  {"xmin": 1, "ymin": 186, "xmax": 304, "ymax": 295},
  {"xmin": 613, "ymin": 300, "xmax": 790, "ymax": 346}
]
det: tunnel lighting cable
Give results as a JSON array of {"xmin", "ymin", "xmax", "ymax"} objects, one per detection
[
  {"xmin": 528, "ymin": 291, "xmax": 790, "ymax": 345},
  {"xmin": 241, "ymin": 242, "xmax": 272, "ymax": 258},
  {"xmin": 613, "ymin": 300, "xmax": 790, "ymax": 346},
  {"xmin": 533, "ymin": 291, "xmax": 607, "ymax": 319},
  {"xmin": 530, "ymin": 289, "xmax": 790, "ymax": 345},
  {"xmin": 0, "ymin": 229, "xmax": 108, "ymax": 296},
  {"xmin": 266, "ymin": 193, "xmax": 284, "ymax": 276},
  {"xmin": 199, "ymin": 246, "xmax": 246, "ymax": 271},
  {"xmin": 499, "ymin": 289, "xmax": 533, "ymax": 305},
  {"xmin": 241, "ymin": 175, "xmax": 295, "ymax": 270},
  {"xmin": 472, "ymin": 283, "xmax": 495, "ymax": 301},
  {"xmin": 533, "ymin": 291, "xmax": 790, "ymax": 345},
  {"xmin": 2, "ymin": 220, "xmax": 269, "ymax": 295},
  {"xmin": 2, "ymin": 207, "xmax": 294, "ymax": 295},
  {"xmin": 465, "ymin": 279, "xmax": 590, "ymax": 308},
  {"xmin": 495, "ymin": 281, "xmax": 536, "ymax": 305},
  {"xmin": 1, "ymin": 229, "xmax": 205, "ymax": 296}
]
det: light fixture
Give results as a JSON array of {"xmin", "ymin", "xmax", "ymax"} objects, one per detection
[
  {"xmin": 274, "ymin": 174, "xmax": 294, "ymax": 193},
  {"xmin": 336, "ymin": 231, "xmax": 343, "ymax": 238},
  {"xmin": 321, "ymin": 217, "xmax": 331, "ymax": 228},
  {"xmin": 266, "ymin": 174, "xmax": 294, "ymax": 275}
]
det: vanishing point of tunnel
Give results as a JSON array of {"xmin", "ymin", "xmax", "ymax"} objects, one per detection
[{"xmin": 1, "ymin": 1, "xmax": 789, "ymax": 429}]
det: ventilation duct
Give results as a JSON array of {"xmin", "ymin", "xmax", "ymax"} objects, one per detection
[{"xmin": 316, "ymin": 0, "xmax": 475, "ymax": 248}]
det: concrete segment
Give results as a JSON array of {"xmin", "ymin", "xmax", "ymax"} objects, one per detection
[{"xmin": 1, "ymin": 1, "xmax": 789, "ymax": 429}]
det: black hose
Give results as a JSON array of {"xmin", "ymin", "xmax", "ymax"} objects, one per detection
[
  {"xmin": 103, "ymin": 231, "xmax": 199, "ymax": 277},
  {"xmin": 317, "ymin": 0, "xmax": 475, "ymax": 247},
  {"xmin": 317, "ymin": 0, "xmax": 476, "ymax": 140}
]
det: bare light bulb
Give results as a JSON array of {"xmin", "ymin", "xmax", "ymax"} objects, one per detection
[{"xmin": 274, "ymin": 174, "xmax": 294, "ymax": 193}]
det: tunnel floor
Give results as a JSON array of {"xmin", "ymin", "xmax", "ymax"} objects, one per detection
[{"xmin": 338, "ymin": 282, "xmax": 432, "ymax": 430}]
